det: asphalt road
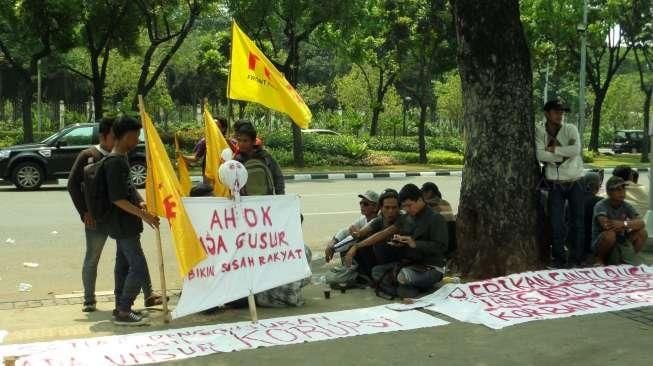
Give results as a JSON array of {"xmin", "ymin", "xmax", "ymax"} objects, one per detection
[{"xmin": 0, "ymin": 175, "xmax": 465, "ymax": 302}]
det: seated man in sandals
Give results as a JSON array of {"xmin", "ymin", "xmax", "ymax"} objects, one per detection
[{"xmin": 592, "ymin": 176, "xmax": 647, "ymax": 266}]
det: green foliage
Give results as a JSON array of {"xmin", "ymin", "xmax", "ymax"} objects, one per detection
[{"xmin": 583, "ymin": 150, "xmax": 596, "ymax": 163}]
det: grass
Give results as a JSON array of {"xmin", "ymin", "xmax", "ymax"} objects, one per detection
[{"xmin": 587, "ymin": 152, "xmax": 649, "ymax": 169}]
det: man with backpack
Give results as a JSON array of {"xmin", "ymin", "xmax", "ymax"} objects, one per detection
[
  {"xmin": 67, "ymin": 118, "xmax": 162, "ymax": 314},
  {"xmin": 103, "ymin": 116, "xmax": 160, "ymax": 325},
  {"xmin": 233, "ymin": 120, "xmax": 284, "ymax": 195}
]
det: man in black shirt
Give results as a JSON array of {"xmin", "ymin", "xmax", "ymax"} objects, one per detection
[{"xmin": 104, "ymin": 116, "xmax": 159, "ymax": 326}]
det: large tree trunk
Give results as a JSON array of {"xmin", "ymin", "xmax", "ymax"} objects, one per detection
[
  {"xmin": 21, "ymin": 83, "xmax": 34, "ymax": 143},
  {"xmin": 641, "ymin": 88, "xmax": 652, "ymax": 163},
  {"xmin": 453, "ymin": 0, "xmax": 540, "ymax": 278},
  {"xmin": 418, "ymin": 103, "xmax": 428, "ymax": 163},
  {"xmin": 588, "ymin": 92, "xmax": 605, "ymax": 153},
  {"xmin": 370, "ymin": 106, "xmax": 382, "ymax": 136}
]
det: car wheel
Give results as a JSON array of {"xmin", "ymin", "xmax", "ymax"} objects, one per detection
[
  {"xmin": 130, "ymin": 159, "xmax": 147, "ymax": 188},
  {"xmin": 12, "ymin": 161, "xmax": 45, "ymax": 190}
]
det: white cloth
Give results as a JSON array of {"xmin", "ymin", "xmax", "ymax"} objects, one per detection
[
  {"xmin": 331, "ymin": 215, "xmax": 371, "ymax": 245},
  {"xmin": 535, "ymin": 122, "xmax": 584, "ymax": 181}
]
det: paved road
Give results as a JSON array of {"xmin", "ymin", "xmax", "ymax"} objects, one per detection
[
  {"xmin": 0, "ymin": 175, "xmax": 466, "ymax": 302},
  {"xmin": 1, "ymin": 174, "xmax": 649, "ymax": 302}
]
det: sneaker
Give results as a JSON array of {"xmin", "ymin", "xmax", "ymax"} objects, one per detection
[
  {"xmin": 112, "ymin": 311, "xmax": 149, "ymax": 326},
  {"xmin": 144, "ymin": 294, "xmax": 169, "ymax": 307},
  {"xmin": 112, "ymin": 309, "xmax": 149, "ymax": 319},
  {"xmin": 82, "ymin": 303, "xmax": 96, "ymax": 312}
]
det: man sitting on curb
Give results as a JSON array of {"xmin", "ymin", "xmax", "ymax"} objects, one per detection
[{"xmin": 592, "ymin": 176, "xmax": 647, "ymax": 266}]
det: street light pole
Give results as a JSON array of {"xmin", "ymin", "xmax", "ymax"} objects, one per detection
[{"xmin": 578, "ymin": 0, "xmax": 588, "ymax": 146}]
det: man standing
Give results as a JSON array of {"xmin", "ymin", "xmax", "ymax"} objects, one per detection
[
  {"xmin": 104, "ymin": 116, "xmax": 160, "ymax": 325},
  {"xmin": 233, "ymin": 120, "xmax": 284, "ymax": 195},
  {"xmin": 535, "ymin": 99, "xmax": 585, "ymax": 268},
  {"xmin": 67, "ymin": 118, "xmax": 162, "ymax": 313},
  {"xmin": 592, "ymin": 176, "xmax": 647, "ymax": 265}
]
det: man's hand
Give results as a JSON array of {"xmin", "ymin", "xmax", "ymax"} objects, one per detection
[
  {"xmin": 325, "ymin": 245, "xmax": 335, "ymax": 263},
  {"xmin": 83, "ymin": 212, "xmax": 96, "ymax": 229},
  {"xmin": 140, "ymin": 210, "xmax": 160, "ymax": 229},
  {"xmin": 139, "ymin": 202, "xmax": 147, "ymax": 210},
  {"xmin": 611, "ymin": 220, "xmax": 626, "ymax": 232},
  {"xmin": 344, "ymin": 245, "xmax": 358, "ymax": 267},
  {"xmin": 545, "ymin": 146, "xmax": 556, "ymax": 153},
  {"xmin": 394, "ymin": 235, "xmax": 416, "ymax": 248}
]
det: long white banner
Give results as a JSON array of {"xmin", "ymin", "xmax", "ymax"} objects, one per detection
[
  {"xmin": 174, "ymin": 195, "xmax": 311, "ymax": 319},
  {"xmin": 411, "ymin": 265, "xmax": 653, "ymax": 329},
  {"xmin": 0, "ymin": 306, "xmax": 448, "ymax": 365}
]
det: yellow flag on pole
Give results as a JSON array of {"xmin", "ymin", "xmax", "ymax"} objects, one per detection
[
  {"xmin": 141, "ymin": 103, "xmax": 207, "ymax": 277},
  {"xmin": 174, "ymin": 133, "xmax": 192, "ymax": 197},
  {"xmin": 203, "ymin": 106, "xmax": 231, "ymax": 197},
  {"xmin": 227, "ymin": 21, "xmax": 311, "ymax": 129}
]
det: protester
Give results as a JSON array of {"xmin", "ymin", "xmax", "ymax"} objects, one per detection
[
  {"xmin": 67, "ymin": 117, "xmax": 163, "ymax": 313},
  {"xmin": 535, "ymin": 99, "xmax": 585, "ymax": 268},
  {"xmin": 592, "ymin": 176, "xmax": 647, "ymax": 265},
  {"xmin": 233, "ymin": 120, "xmax": 285, "ymax": 195},
  {"xmin": 581, "ymin": 171, "xmax": 603, "ymax": 264},
  {"xmin": 613, "ymin": 165, "xmax": 648, "ymax": 216},
  {"xmin": 421, "ymin": 182, "xmax": 454, "ymax": 222},
  {"xmin": 183, "ymin": 116, "xmax": 231, "ymax": 176},
  {"xmin": 104, "ymin": 116, "xmax": 160, "ymax": 326},
  {"xmin": 366, "ymin": 184, "xmax": 449, "ymax": 298},
  {"xmin": 324, "ymin": 190, "xmax": 380, "ymax": 263}
]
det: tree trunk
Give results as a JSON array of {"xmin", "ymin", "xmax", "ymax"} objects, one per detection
[
  {"xmin": 588, "ymin": 92, "xmax": 605, "ymax": 152},
  {"xmin": 453, "ymin": 0, "xmax": 540, "ymax": 278},
  {"xmin": 370, "ymin": 106, "xmax": 382, "ymax": 136},
  {"xmin": 21, "ymin": 83, "xmax": 34, "ymax": 143},
  {"xmin": 642, "ymin": 88, "xmax": 652, "ymax": 163},
  {"xmin": 90, "ymin": 52, "xmax": 106, "ymax": 121},
  {"xmin": 418, "ymin": 103, "xmax": 428, "ymax": 163},
  {"xmin": 286, "ymin": 45, "xmax": 304, "ymax": 167}
]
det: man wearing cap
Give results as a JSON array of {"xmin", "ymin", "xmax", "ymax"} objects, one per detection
[
  {"xmin": 324, "ymin": 190, "xmax": 379, "ymax": 268},
  {"xmin": 536, "ymin": 99, "xmax": 585, "ymax": 268},
  {"xmin": 592, "ymin": 176, "xmax": 647, "ymax": 265},
  {"xmin": 612, "ymin": 165, "xmax": 648, "ymax": 216}
]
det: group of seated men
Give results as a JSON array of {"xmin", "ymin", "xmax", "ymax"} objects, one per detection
[{"xmin": 324, "ymin": 182, "xmax": 455, "ymax": 298}]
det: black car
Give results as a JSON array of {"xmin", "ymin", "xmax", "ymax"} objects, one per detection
[
  {"xmin": 612, "ymin": 129, "xmax": 644, "ymax": 154},
  {"xmin": 0, "ymin": 123, "xmax": 147, "ymax": 190}
]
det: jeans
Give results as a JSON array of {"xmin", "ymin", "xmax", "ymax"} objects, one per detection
[
  {"xmin": 82, "ymin": 226, "xmax": 109, "ymax": 305},
  {"xmin": 548, "ymin": 180, "xmax": 584, "ymax": 265},
  {"xmin": 114, "ymin": 235, "xmax": 148, "ymax": 312},
  {"xmin": 372, "ymin": 263, "xmax": 443, "ymax": 290},
  {"xmin": 82, "ymin": 226, "xmax": 153, "ymax": 306}
]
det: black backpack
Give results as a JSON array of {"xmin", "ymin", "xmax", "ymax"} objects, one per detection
[{"xmin": 82, "ymin": 153, "xmax": 117, "ymax": 222}]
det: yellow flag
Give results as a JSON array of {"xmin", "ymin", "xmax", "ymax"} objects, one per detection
[
  {"xmin": 228, "ymin": 21, "xmax": 311, "ymax": 128},
  {"xmin": 174, "ymin": 133, "xmax": 192, "ymax": 197},
  {"xmin": 141, "ymin": 105, "xmax": 207, "ymax": 277},
  {"xmin": 203, "ymin": 107, "xmax": 231, "ymax": 197}
]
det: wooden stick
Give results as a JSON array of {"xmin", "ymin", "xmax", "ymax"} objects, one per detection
[
  {"xmin": 247, "ymin": 291, "xmax": 258, "ymax": 323},
  {"xmin": 155, "ymin": 228, "xmax": 170, "ymax": 323},
  {"xmin": 3, "ymin": 356, "xmax": 17, "ymax": 366}
]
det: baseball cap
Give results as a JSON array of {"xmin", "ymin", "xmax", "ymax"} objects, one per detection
[
  {"xmin": 606, "ymin": 176, "xmax": 628, "ymax": 191},
  {"xmin": 543, "ymin": 99, "xmax": 570, "ymax": 112},
  {"xmin": 358, "ymin": 190, "xmax": 379, "ymax": 203}
]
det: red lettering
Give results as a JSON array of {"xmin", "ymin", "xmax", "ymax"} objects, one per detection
[
  {"xmin": 210, "ymin": 210, "xmax": 223, "ymax": 230},
  {"xmin": 244, "ymin": 208, "xmax": 257, "ymax": 227},
  {"xmin": 233, "ymin": 330, "xmax": 276, "ymax": 348},
  {"xmin": 261, "ymin": 206, "xmax": 272, "ymax": 226},
  {"xmin": 265, "ymin": 329, "xmax": 299, "ymax": 342},
  {"xmin": 248, "ymin": 52, "xmax": 260, "ymax": 71}
]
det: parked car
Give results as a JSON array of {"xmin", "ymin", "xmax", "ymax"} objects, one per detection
[
  {"xmin": 612, "ymin": 129, "xmax": 644, "ymax": 154},
  {"xmin": 301, "ymin": 129, "xmax": 340, "ymax": 136},
  {"xmin": 0, "ymin": 123, "xmax": 146, "ymax": 190}
]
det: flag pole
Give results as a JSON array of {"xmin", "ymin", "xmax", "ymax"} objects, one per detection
[
  {"xmin": 248, "ymin": 290, "xmax": 258, "ymax": 323},
  {"xmin": 138, "ymin": 94, "xmax": 170, "ymax": 324}
]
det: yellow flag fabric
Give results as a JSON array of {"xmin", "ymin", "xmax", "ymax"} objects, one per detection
[
  {"xmin": 228, "ymin": 21, "xmax": 311, "ymax": 128},
  {"xmin": 141, "ymin": 107, "xmax": 207, "ymax": 277},
  {"xmin": 203, "ymin": 107, "xmax": 231, "ymax": 197},
  {"xmin": 174, "ymin": 133, "xmax": 192, "ymax": 197}
]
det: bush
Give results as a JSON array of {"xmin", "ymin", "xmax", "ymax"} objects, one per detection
[
  {"xmin": 582, "ymin": 150, "xmax": 595, "ymax": 163},
  {"xmin": 263, "ymin": 131, "xmax": 368, "ymax": 159},
  {"xmin": 365, "ymin": 135, "xmax": 464, "ymax": 153},
  {"xmin": 427, "ymin": 150, "xmax": 464, "ymax": 165}
]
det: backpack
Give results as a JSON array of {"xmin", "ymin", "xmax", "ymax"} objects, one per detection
[
  {"xmin": 82, "ymin": 153, "xmax": 116, "ymax": 222},
  {"xmin": 243, "ymin": 158, "xmax": 275, "ymax": 196}
]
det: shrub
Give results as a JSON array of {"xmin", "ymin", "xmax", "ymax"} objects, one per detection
[{"xmin": 582, "ymin": 150, "xmax": 595, "ymax": 163}]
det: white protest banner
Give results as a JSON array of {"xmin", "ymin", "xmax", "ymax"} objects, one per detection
[
  {"xmin": 173, "ymin": 195, "xmax": 311, "ymax": 318},
  {"xmin": 0, "ymin": 306, "xmax": 448, "ymax": 366},
  {"xmin": 420, "ymin": 265, "xmax": 653, "ymax": 330}
]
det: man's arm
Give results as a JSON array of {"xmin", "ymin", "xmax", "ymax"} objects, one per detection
[
  {"xmin": 67, "ymin": 150, "xmax": 90, "ymax": 221},
  {"xmin": 535, "ymin": 127, "xmax": 563, "ymax": 163},
  {"xmin": 344, "ymin": 225, "xmax": 399, "ymax": 266},
  {"xmin": 554, "ymin": 125, "xmax": 581, "ymax": 158}
]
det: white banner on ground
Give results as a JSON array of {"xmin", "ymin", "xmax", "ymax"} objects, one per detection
[
  {"xmin": 418, "ymin": 265, "xmax": 653, "ymax": 330},
  {"xmin": 173, "ymin": 195, "xmax": 311, "ymax": 319},
  {"xmin": 0, "ymin": 306, "xmax": 448, "ymax": 366}
]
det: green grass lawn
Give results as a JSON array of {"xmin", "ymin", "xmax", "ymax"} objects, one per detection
[{"xmin": 588, "ymin": 153, "xmax": 649, "ymax": 169}]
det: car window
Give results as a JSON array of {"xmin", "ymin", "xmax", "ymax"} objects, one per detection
[{"xmin": 59, "ymin": 126, "xmax": 94, "ymax": 146}]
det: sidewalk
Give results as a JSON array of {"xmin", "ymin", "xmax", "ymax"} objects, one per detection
[{"xmin": 1, "ymin": 258, "xmax": 652, "ymax": 366}]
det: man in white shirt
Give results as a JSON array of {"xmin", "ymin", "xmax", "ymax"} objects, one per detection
[{"xmin": 536, "ymin": 99, "xmax": 585, "ymax": 268}]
